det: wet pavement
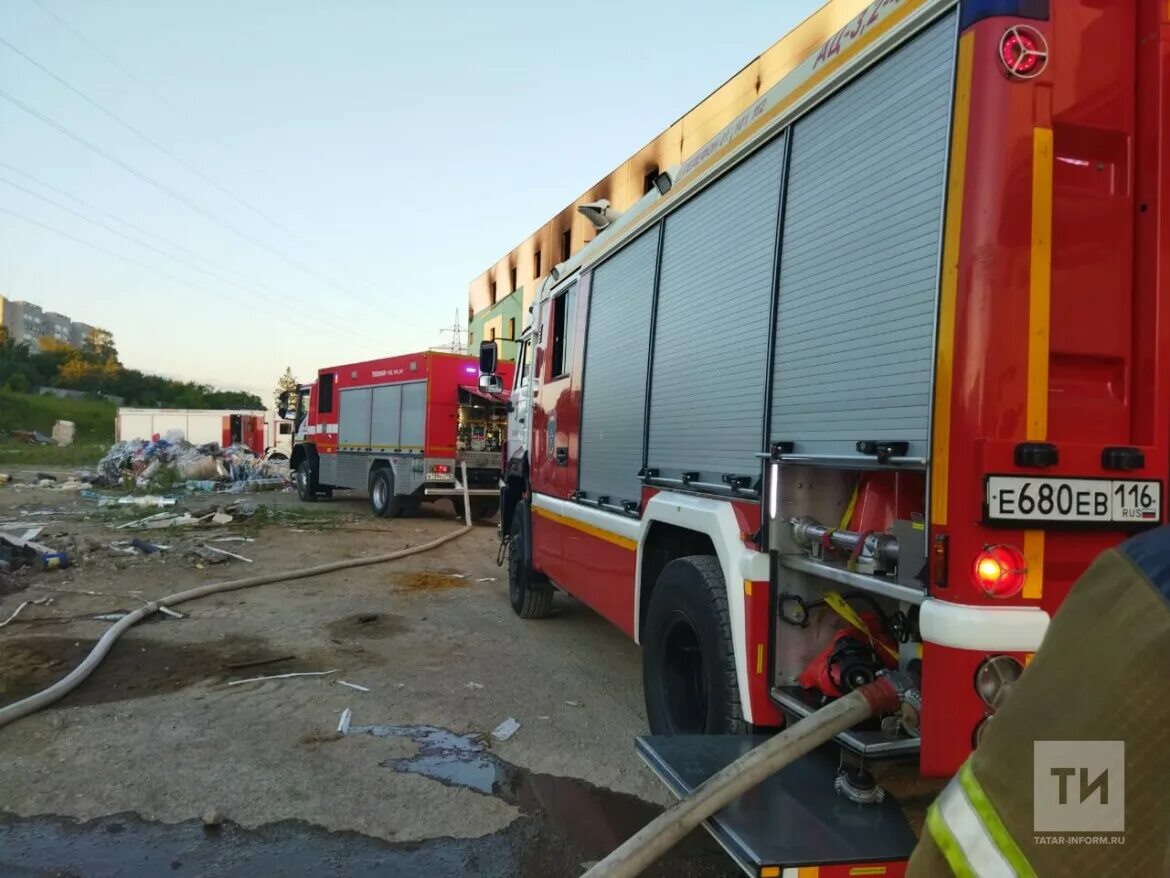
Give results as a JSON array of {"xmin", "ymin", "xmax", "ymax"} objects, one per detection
[{"xmin": 1, "ymin": 722, "xmax": 738, "ymax": 878}]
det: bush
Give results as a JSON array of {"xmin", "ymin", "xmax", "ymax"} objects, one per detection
[{"xmin": 5, "ymin": 372, "xmax": 28, "ymax": 393}]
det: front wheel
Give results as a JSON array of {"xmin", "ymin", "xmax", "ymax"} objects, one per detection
[
  {"xmin": 642, "ymin": 556, "xmax": 746, "ymax": 735},
  {"xmin": 507, "ymin": 502, "xmax": 553, "ymax": 619},
  {"xmin": 453, "ymin": 497, "xmax": 500, "ymax": 522},
  {"xmin": 295, "ymin": 460, "xmax": 317, "ymax": 503}
]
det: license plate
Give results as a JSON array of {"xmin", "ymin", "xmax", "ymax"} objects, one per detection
[{"xmin": 985, "ymin": 476, "xmax": 1161, "ymax": 525}]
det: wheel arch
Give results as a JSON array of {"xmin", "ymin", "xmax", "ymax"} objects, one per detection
[
  {"xmin": 290, "ymin": 442, "xmax": 317, "ymax": 472},
  {"xmin": 637, "ymin": 492, "xmax": 766, "ymax": 725}
]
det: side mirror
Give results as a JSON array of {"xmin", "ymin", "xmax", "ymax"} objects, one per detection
[
  {"xmin": 479, "ymin": 374, "xmax": 504, "ymax": 395},
  {"xmin": 277, "ymin": 391, "xmax": 291, "ymax": 420},
  {"xmin": 479, "ymin": 340, "xmax": 498, "ymax": 376}
]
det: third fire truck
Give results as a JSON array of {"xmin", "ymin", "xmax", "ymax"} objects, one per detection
[{"xmin": 482, "ymin": 0, "xmax": 1170, "ymax": 872}]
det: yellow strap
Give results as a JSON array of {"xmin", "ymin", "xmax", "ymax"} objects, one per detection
[
  {"xmin": 823, "ymin": 591, "xmax": 899, "ymax": 663},
  {"xmin": 838, "ymin": 479, "xmax": 860, "ymax": 530}
]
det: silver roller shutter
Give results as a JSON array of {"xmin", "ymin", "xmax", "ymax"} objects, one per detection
[
  {"xmin": 578, "ymin": 229, "xmax": 660, "ymax": 506},
  {"xmin": 371, "ymin": 384, "xmax": 402, "ymax": 448},
  {"xmin": 770, "ymin": 13, "xmax": 956, "ymax": 461},
  {"xmin": 400, "ymin": 381, "xmax": 426, "ymax": 450},
  {"xmin": 647, "ymin": 135, "xmax": 786, "ymax": 483},
  {"xmin": 339, "ymin": 388, "xmax": 372, "ymax": 449}
]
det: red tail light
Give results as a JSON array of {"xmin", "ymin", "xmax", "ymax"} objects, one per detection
[
  {"xmin": 971, "ymin": 544, "xmax": 1027, "ymax": 598},
  {"xmin": 999, "ymin": 26, "xmax": 1048, "ymax": 79}
]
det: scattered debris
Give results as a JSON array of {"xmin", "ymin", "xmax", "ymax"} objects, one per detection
[
  {"xmin": 51, "ymin": 420, "xmax": 76, "ymax": 447},
  {"xmin": 202, "ymin": 809, "xmax": 225, "ymax": 829},
  {"xmin": 537, "ymin": 715, "xmax": 551, "ymax": 721},
  {"xmin": 223, "ymin": 655, "xmax": 295, "ymax": 670},
  {"xmin": 188, "ymin": 546, "xmax": 230, "ymax": 566},
  {"xmin": 475, "ymin": 577, "xmax": 497, "ymax": 583},
  {"xmin": 465, "ymin": 681, "xmax": 484, "ymax": 690},
  {"xmin": 211, "ymin": 512, "xmax": 233, "ymax": 525},
  {"xmin": 95, "ymin": 437, "xmax": 290, "ymax": 493},
  {"xmin": 0, "ymin": 531, "xmax": 69, "ymax": 573},
  {"xmin": 357, "ymin": 612, "xmax": 379, "ymax": 624},
  {"xmin": 564, "ymin": 701, "xmax": 582, "ymax": 708},
  {"xmin": 0, "ymin": 600, "xmax": 31, "ymax": 628},
  {"xmin": 227, "ymin": 669, "xmax": 338, "ymax": 687},
  {"xmin": 337, "ymin": 707, "xmax": 353, "ymax": 735},
  {"xmin": 8, "ymin": 430, "xmax": 52, "ymax": 445},
  {"xmin": 198, "ymin": 544, "xmax": 252, "ymax": 564},
  {"xmin": 336, "ymin": 680, "xmax": 370, "ymax": 693},
  {"xmin": 93, "ymin": 612, "xmax": 129, "ymax": 622},
  {"xmin": 157, "ymin": 605, "xmax": 184, "ymax": 620},
  {"xmin": 129, "ymin": 538, "xmax": 166, "ymax": 555},
  {"xmin": 491, "ymin": 717, "xmax": 521, "ymax": 742}
]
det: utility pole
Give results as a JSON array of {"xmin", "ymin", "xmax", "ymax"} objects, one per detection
[{"xmin": 437, "ymin": 308, "xmax": 467, "ymax": 354}]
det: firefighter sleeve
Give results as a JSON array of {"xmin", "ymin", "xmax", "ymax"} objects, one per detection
[{"xmin": 909, "ymin": 524, "xmax": 1170, "ymax": 877}]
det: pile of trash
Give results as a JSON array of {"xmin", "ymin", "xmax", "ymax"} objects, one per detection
[{"xmin": 95, "ymin": 435, "xmax": 289, "ymax": 494}]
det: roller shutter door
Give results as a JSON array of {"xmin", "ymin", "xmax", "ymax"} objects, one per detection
[
  {"xmin": 647, "ymin": 135, "xmax": 786, "ymax": 483},
  {"xmin": 578, "ymin": 229, "xmax": 660, "ymax": 506},
  {"xmin": 770, "ymin": 13, "xmax": 956, "ymax": 461}
]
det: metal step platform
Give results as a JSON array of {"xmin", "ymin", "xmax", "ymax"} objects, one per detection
[
  {"xmin": 772, "ymin": 686, "xmax": 921, "ymax": 759},
  {"xmin": 637, "ymin": 735, "xmax": 917, "ymax": 877}
]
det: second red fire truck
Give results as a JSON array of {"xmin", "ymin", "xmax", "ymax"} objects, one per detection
[
  {"xmin": 482, "ymin": 0, "xmax": 1170, "ymax": 872},
  {"xmin": 285, "ymin": 350, "xmax": 513, "ymax": 519}
]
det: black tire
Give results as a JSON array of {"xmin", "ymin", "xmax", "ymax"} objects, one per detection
[
  {"xmin": 369, "ymin": 467, "xmax": 403, "ymax": 518},
  {"xmin": 295, "ymin": 460, "xmax": 317, "ymax": 503},
  {"xmin": 642, "ymin": 555, "xmax": 746, "ymax": 735},
  {"xmin": 508, "ymin": 503, "xmax": 553, "ymax": 619}
]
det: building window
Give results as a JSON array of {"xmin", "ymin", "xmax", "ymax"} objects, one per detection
[
  {"xmin": 489, "ymin": 279, "xmax": 497, "ymax": 304},
  {"xmin": 510, "ymin": 266, "xmax": 517, "ymax": 293},
  {"xmin": 561, "ymin": 228, "xmax": 571, "ymax": 261},
  {"xmin": 534, "ymin": 249, "xmax": 542, "ymax": 278},
  {"xmin": 644, "ymin": 165, "xmax": 659, "ymax": 194},
  {"xmin": 550, "ymin": 282, "xmax": 575, "ymax": 378},
  {"xmin": 508, "ymin": 317, "xmax": 516, "ymax": 340}
]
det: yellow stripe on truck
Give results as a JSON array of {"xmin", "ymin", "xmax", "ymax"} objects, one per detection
[
  {"xmin": 1022, "ymin": 126, "xmax": 1054, "ymax": 601},
  {"xmin": 532, "ymin": 506, "xmax": 637, "ymax": 551},
  {"xmin": 930, "ymin": 31, "xmax": 974, "ymax": 528}
]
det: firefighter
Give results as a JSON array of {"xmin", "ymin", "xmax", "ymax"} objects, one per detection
[{"xmin": 908, "ymin": 525, "xmax": 1170, "ymax": 876}]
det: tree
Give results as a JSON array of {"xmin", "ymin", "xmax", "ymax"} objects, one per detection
[
  {"xmin": 83, "ymin": 328, "xmax": 118, "ymax": 362},
  {"xmin": 275, "ymin": 366, "xmax": 298, "ymax": 409}
]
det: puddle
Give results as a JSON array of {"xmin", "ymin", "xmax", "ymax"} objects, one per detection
[
  {"xmin": 325, "ymin": 612, "xmax": 410, "ymax": 640},
  {"xmin": 392, "ymin": 571, "xmax": 468, "ymax": 591},
  {"xmin": 349, "ymin": 723, "xmax": 728, "ymax": 869},
  {"xmin": 0, "ymin": 634, "xmax": 310, "ymax": 709}
]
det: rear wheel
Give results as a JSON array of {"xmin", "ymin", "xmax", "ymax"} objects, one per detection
[
  {"xmin": 508, "ymin": 502, "xmax": 553, "ymax": 619},
  {"xmin": 295, "ymin": 460, "xmax": 317, "ymax": 503},
  {"xmin": 643, "ymin": 556, "xmax": 746, "ymax": 735},
  {"xmin": 369, "ymin": 467, "xmax": 403, "ymax": 518}
]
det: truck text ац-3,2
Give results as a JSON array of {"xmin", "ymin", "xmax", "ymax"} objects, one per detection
[
  {"xmin": 288, "ymin": 350, "xmax": 513, "ymax": 520},
  {"xmin": 483, "ymin": 0, "xmax": 1170, "ymax": 873}
]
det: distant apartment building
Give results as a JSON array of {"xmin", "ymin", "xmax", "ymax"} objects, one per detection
[
  {"xmin": 0, "ymin": 295, "xmax": 109, "ymax": 350},
  {"xmin": 70, "ymin": 322, "xmax": 96, "ymax": 348}
]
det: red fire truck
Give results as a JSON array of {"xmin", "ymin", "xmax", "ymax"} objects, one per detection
[
  {"xmin": 286, "ymin": 351, "xmax": 513, "ymax": 519},
  {"xmin": 484, "ymin": 0, "xmax": 1170, "ymax": 871}
]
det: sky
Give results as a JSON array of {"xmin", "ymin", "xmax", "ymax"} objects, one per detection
[{"xmin": 0, "ymin": 0, "xmax": 823, "ymax": 403}]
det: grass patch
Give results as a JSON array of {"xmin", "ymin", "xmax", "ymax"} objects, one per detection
[
  {"xmin": 0, "ymin": 390, "xmax": 116, "ymax": 444},
  {"xmin": 0, "ymin": 442, "xmax": 107, "ymax": 469}
]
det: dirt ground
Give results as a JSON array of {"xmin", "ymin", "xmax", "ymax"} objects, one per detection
[{"xmin": 0, "ymin": 476, "xmax": 738, "ymax": 876}]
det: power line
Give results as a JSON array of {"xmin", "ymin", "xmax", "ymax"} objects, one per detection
[
  {"xmin": 0, "ymin": 85, "xmax": 386, "ymax": 312},
  {"xmin": 23, "ymin": 1, "xmax": 394, "ymax": 298},
  {"xmin": 0, "ymin": 173, "xmax": 390, "ymax": 348},
  {"xmin": 0, "ymin": 204, "xmax": 385, "ymax": 351}
]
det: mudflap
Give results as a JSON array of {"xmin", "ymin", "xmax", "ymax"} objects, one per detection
[{"xmin": 636, "ymin": 735, "xmax": 916, "ymax": 877}]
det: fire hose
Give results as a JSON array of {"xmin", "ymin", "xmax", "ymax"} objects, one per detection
[
  {"xmin": 0, "ymin": 482, "xmax": 477, "ymax": 730},
  {"xmin": 583, "ymin": 674, "xmax": 910, "ymax": 878}
]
